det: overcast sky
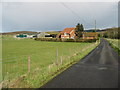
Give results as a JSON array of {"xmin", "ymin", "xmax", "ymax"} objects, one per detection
[{"xmin": 1, "ymin": 1, "xmax": 118, "ymax": 32}]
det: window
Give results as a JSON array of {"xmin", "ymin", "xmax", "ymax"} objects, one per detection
[{"xmin": 64, "ymin": 32, "xmax": 69, "ymax": 36}]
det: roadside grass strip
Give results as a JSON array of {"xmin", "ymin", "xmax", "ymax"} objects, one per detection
[{"xmin": 106, "ymin": 38, "xmax": 120, "ymax": 55}]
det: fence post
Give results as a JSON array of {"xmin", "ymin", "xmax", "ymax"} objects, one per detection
[
  {"xmin": 0, "ymin": 82, "xmax": 2, "ymax": 90},
  {"xmin": 56, "ymin": 48, "xmax": 58, "ymax": 65},
  {"xmin": 69, "ymin": 48, "xmax": 71, "ymax": 55},
  {"xmin": 60, "ymin": 56, "xmax": 63, "ymax": 65},
  {"xmin": 28, "ymin": 56, "xmax": 30, "ymax": 73}
]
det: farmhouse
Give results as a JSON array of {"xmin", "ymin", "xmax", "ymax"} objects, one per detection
[
  {"xmin": 56, "ymin": 28, "xmax": 75, "ymax": 39},
  {"xmin": 57, "ymin": 28, "xmax": 98, "ymax": 39}
]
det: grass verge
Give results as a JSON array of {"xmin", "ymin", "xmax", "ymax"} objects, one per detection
[{"xmin": 106, "ymin": 38, "xmax": 120, "ymax": 55}]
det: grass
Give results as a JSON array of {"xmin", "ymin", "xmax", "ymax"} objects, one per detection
[
  {"xmin": 0, "ymin": 37, "xmax": 2, "ymax": 84},
  {"xmin": 106, "ymin": 38, "xmax": 120, "ymax": 55},
  {"xmin": 2, "ymin": 36, "xmax": 99, "ymax": 88}
]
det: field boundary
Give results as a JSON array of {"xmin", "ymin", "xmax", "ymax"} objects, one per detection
[{"xmin": 35, "ymin": 38, "xmax": 97, "ymax": 42}]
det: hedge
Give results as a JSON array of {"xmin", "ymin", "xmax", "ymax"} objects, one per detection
[{"xmin": 34, "ymin": 38, "xmax": 97, "ymax": 43}]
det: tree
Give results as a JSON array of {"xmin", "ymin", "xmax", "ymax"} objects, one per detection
[
  {"xmin": 80, "ymin": 24, "xmax": 84, "ymax": 31},
  {"xmin": 93, "ymin": 30, "xmax": 96, "ymax": 32},
  {"xmin": 75, "ymin": 23, "xmax": 84, "ymax": 39}
]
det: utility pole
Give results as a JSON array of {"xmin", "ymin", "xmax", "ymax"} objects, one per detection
[{"xmin": 95, "ymin": 20, "xmax": 96, "ymax": 32}]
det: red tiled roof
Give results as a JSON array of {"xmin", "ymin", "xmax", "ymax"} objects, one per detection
[
  {"xmin": 60, "ymin": 28, "xmax": 75, "ymax": 34},
  {"xmin": 83, "ymin": 32, "xmax": 98, "ymax": 37}
]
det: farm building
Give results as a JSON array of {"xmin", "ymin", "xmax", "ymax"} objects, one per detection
[
  {"xmin": 37, "ymin": 32, "xmax": 53, "ymax": 38},
  {"xmin": 56, "ymin": 28, "xmax": 75, "ymax": 39},
  {"xmin": 82, "ymin": 32, "xmax": 98, "ymax": 39},
  {"xmin": 37, "ymin": 31, "xmax": 59, "ymax": 38},
  {"xmin": 16, "ymin": 34, "xmax": 27, "ymax": 38},
  {"xmin": 16, "ymin": 34, "xmax": 37, "ymax": 38},
  {"xmin": 45, "ymin": 31, "xmax": 60, "ymax": 38},
  {"xmin": 57, "ymin": 28, "xmax": 98, "ymax": 39}
]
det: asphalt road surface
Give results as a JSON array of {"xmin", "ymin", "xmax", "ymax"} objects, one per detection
[{"xmin": 41, "ymin": 39, "xmax": 119, "ymax": 88}]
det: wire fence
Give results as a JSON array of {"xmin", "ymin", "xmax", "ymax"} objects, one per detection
[
  {"xmin": 2, "ymin": 56, "xmax": 28, "ymax": 88},
  {"xmin": 1, "ymin": 41, "xmax": 99, "ymax": 88}
]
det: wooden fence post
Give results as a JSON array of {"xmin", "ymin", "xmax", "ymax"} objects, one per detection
[
  {"xmin": 56, "ymin": 48, "xmax": 58, "ymax": 65},
  {"xmin": 0, "ymin": 82, "xmax": 2, "ymax": 90},
  {"xmin": 28, "ymin": 56, "xmax": 30, "ymax": 73},
  {"xmin": 69, "ymin": 48, "xmax": 71, "ymax": 55},
  {"xmin": 60, "ymin": 56, "xmax": 63, "ymax": 65}
]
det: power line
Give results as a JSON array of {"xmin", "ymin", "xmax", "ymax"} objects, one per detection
[
  {"xmin": 60, "ymin": 2, "xmax": 81, "ymax": 22},
  {"xmin": 95, "ymin": 20, "xmax": 96, "ymax": 31},
  {"xmin": 59, "ymin": 2, "xmax": 93, "ymax": 26}
]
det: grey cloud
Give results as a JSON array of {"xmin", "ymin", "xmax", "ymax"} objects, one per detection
[{"xmin": 2, "ymin": 2, "xmax": 118, "ymax": 32}]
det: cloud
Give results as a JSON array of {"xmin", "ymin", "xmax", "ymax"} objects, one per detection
[
  {"xmin": 1, "ymin": 0, "xmax": 119, "ymax": 2},
  {"xmin": 0, "ymin": 3, "xmax": 2, "ymax": 32},
  {"xmin": 2, "ymin": 2, "xmax": 118, "ymax": 32}
]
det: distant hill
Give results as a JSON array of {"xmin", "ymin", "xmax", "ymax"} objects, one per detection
[
  {"xmin": 102, "ymin": 27, "xmax": 118, "ymax": 31},
  {"xmin": 2, "ymin": 31, "xmax": 39, "ymax": 35},
  {"xmin": 1, "ymin": 31, "xmax": 61, "ymax": 35},
  {"xmin": 1, "ymin": 29, "xmax": 106, "ymax": 36},
  {"xmin": 45, "ymin": 31, "xmax": 61, "ymax": 35}
]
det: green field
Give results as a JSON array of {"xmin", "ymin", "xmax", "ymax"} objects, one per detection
[
  {"xmin": 2, "ymin": 36, "xmax": 99, "ymax": 88},
  {"xmin": 106, "ymin": 38, "xmax": 120, "ymax": 55},
  {"xmin": 0, "ymin": 36, "xmax": 2, "ymax": 88}
]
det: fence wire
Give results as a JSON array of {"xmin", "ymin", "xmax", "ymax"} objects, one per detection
[{"xmin": 1, "ymin": 42, "xmax": 98, "ymax": 88}]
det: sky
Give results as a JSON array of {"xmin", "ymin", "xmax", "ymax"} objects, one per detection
[{"xmin": 0, "ymin": 0, "xmax": 119, "ymax": 32}]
